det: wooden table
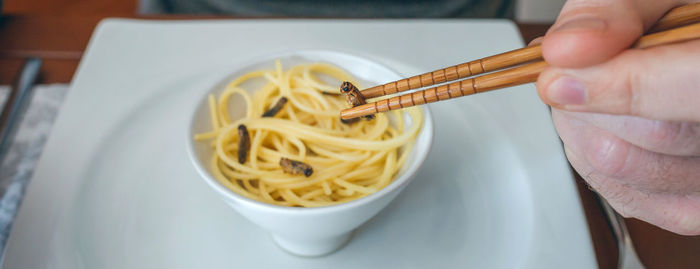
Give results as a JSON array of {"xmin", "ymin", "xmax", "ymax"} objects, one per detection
[{"xmin": 1, "ymin": 15, "xmax": 699, "ymax": 269}]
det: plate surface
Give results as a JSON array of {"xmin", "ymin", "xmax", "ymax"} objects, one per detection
[{"xmin": 4, "ymin": 19, "xmax": 595, "ymax": 268}]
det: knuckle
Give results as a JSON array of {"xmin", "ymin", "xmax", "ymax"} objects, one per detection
[
  {"xmin": 584, "ymin": 134, "xmax": 631, "ymax": 177},
  {"xmin": 620, "ymin": 53, "xmax": 645, "ymax": 116}
]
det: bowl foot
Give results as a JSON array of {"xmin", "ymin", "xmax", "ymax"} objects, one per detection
[{"xmin": 272, "ymin": 231, "xmax": 353, "ymax": 257}]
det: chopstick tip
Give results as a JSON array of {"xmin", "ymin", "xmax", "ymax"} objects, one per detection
[{"xmin": 340, "ymin": 103, "xmax": 378, "ymax": 120}]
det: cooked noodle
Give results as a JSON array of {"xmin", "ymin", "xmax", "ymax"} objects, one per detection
[{"xmin": 195, "ymin": 60, "xmax": 422, "ymax": 207}]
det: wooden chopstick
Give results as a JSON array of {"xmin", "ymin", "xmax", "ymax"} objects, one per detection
[
  {"xmin": 357, "ymin": 46, "xmax": 542, "ymax": 100},
  {"xmin": 341, "ymin": 3, "xmax": 700, "ymax": 120},
  {"xmin": 357, "ymin": 3, "xmax": 700, "ymax": 100},
  {"xmin": 341, "ymin": 21, "xmax": 700, "ymax": 120},
  {"xmin": 649, "ymin": 2, "xmax": 700, "ymax": 33}
]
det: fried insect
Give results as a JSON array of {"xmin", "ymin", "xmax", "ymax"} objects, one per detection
[
  {"xmin": 340, "ymin": 117, "xmax": 360, "ymax": 124},
  {"xmin": 340, "ymin": 81, "xmax": 366, "ymax": 107},
  {"xmin": 279, "ymin": 157, "xmax": 313, "ymax": 177},
  {"xmin": 340, "ymin": 81, "xmax": 375, "ymax": 121},
  {"xmin": 262, "ymin": 97, "xmax": 288, "ymax": 117},
  {"xmin": 237, "ymin": 124, "xmax": 251, "ymax": 164}
]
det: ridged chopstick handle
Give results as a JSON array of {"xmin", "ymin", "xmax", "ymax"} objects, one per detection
[
  {"xmin": 359, "ymin": 3, "xmax": 700, "ymax": 100},
  {"xmin": 341, "ymin": 22, "xmax": 700, "ymax": 120},
  {"xmin": 360, "ymin": 45, "xmax": 542, "ymax": 99},
  {"xmin": 341, "ymin": 61, "xmax": 547, "ymax": 119}
]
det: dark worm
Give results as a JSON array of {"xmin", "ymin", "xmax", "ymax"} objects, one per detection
[
  {"xmin": 237, "ymin": 124, "xmax": 251, "ymax": 164},
  {"xmin": 262, "ymin": 97, "xmax": 288, "ymax": 117}
]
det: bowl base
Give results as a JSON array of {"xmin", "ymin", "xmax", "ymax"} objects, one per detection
[{"xmin": 272, "ymin": 231, "xmax": 354, "ymax": 257}]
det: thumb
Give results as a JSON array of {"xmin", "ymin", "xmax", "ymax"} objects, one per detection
[
  {"xmin": 542, "ymin": 0, "xmax": 681, "ymax": 68},
  {"xmin": 537, "ymin": 39, "xmax": 700, "ymax": 122}
]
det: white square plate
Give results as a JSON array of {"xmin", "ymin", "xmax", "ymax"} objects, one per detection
[{"xmin": 3, "ymin": 19, "xmax": 595, "ymax": 268}]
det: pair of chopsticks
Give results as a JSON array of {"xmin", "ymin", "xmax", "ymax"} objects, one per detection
[{"xmin": 340, "ymin": 3, "xmax": 700, "ymax": 120}]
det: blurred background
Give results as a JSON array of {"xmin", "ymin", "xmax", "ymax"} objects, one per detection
[{"xmin": 1, "ymin": 0, "xmax": 565, "ymax": 22}]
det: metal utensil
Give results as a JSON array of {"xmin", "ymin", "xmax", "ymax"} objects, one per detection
[
  {"xmin": 598, "ymin": 194, "xmax": 645, "ymax": 269},
  {"xmin": 0, "ymin": 58, "xmax": 42, "ymax": 169}
]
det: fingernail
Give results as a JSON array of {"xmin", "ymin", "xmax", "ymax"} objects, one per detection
[
  {"xmin": 552, "ymin": 16, "xmax": 606, "ymax": 33},
  {"xmin": 547, "ymin": 76, "xmax": 586, "ymax": 105}
]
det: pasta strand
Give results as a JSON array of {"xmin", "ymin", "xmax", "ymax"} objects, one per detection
[{"xmin": 195, "ymin": 61, "xmax": 422, "ymax": 207}]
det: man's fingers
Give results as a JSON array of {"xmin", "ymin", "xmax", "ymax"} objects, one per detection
[
  {"xmin": 544, "ymin": 0, "xmax": 700, "ymax": 236},
  {"xmin": 538, "ymin": 40, "xmax": 700, "ymax": 122},
  {"xmin": 564, "ymin": 146, "xmax": 700, "ymax": 235},
  {"xmin": 542, "ymin": 0, "xmax": 680, "ymax": 68},
  {"xmin": 552, "ymin": 109, "xmax": 700, "ymax": 194},
  {"xmin": 563, "ymin": 111, "xmax": 700, "ymax": 156}
]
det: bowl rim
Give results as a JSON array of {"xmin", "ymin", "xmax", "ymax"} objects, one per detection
[{"xmin": 186, "ymin": 49, "xmax": 434, "ymax": 215}]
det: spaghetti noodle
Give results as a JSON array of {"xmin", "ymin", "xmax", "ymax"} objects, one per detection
[{"xmin": 195, "ymin": 60, "xmax": 422, "ymax": 207}]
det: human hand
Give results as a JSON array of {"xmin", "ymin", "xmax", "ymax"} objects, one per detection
[{"xmin": 536, "ymin": 0, "xmax": 700, "ymax": 235}]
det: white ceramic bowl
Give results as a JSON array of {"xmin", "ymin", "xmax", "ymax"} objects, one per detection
[{"xmin": 187, "ymin": 50, "xmax": 434, "ymax": 257}]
